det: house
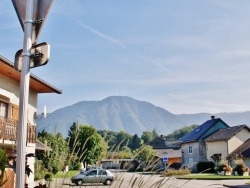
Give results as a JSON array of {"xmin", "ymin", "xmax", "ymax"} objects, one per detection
[
  {"xmin": 150, "ymin": 136, "xmax": 182, "ymax": 169},
  {"xmin": 180, "ymin": 116, "xmax": 229, "ymax": 169},
  {"xmin": 0, "ymin": 55, "xmax": 61, "ymax": 187},
  {"xmin": 204, "ymin": 125, "xmax": 250, "ymax": 162},
  {"xmin": 227, "ymin": 138, "xmax": 250, "ymax": 167}
]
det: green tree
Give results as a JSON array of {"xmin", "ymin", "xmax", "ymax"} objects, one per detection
[
  {"xmin": 115, "ymin": 131, "xmax": 131, "ymax": 150},
  {"xmin": 165, "ymin": 124, "xmax": 198, "ymax": 140},
  {"xmin": 67, "ymin": 124, "xmax": 105, "ymax": 166},
  {"xmin": 134, "ymin": 145, "xmax": 155, "ymax": 162},
  {"xmin": 38, "ymin": 132, "xmax": 69, "ymax": 174},
  {"xmin": 129, "ymin": 134, "xmax": 142, "ymax": 150},
  {"xmin": 141, "ymin": 131, "xmax": 154, "ymax": 144},
  {"xmin": 0, "ymin": 149, "xmax": 8, "ymax": 186}
]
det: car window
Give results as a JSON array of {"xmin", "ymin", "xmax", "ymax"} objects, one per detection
[
  {"xmin": 87, "ymin": 170, "xmax": 97, "ymax": 176},
  {"xmin": 98, "ymin": 170, "xmax": 107, "ymax": 175}
]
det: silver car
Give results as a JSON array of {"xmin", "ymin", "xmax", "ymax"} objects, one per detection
[{"xmin": 71, "ymin": 169, "xmax": 114, "ymax": 185}]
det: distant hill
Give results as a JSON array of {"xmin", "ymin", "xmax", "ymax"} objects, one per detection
[{"xmin": 37, "ymin": 96, "xmax": 250, "ymax": 138}]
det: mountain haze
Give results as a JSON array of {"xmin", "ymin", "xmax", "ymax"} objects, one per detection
[
  {"xmin": 37, "ymin": 96, "xmax": 187, "ymax": 137},
  {"xmin": 37, "ymin": 96, "xmax": 250, "ymax": 138}
]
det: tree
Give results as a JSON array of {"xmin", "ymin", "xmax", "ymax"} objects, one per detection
[
  {"xmin": 38, "ymin": 132, "xmax": 69, "ymax": 174},
  {"xmin": 0, "ymin": 149, "xmax": 8, "ymax": 186},
  {"xmin": 134, "ymin": 145, "xmax": 155, "ymax": 162},
  {"xmin": 129, "ymin": 134, "xmax": 142, "ymax": 150},
  {"xmin": 67, "ymin": 124, "xmax": 105, "ymax": 166},
  {"xmin": 165, "ymin": 124, "xmax": 198, "ymax": 140},
  {"xmin": 141, "ymin": 131, "xmax": 154, "ymax": 144},
  {"xmin": 115, "ymin": 131, "xmax": 131, "ymax": 150}
]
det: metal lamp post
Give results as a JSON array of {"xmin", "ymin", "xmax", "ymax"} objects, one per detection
[{"xmin": 11, "ymin": 0, "xmax": 54, "ymax": 187}]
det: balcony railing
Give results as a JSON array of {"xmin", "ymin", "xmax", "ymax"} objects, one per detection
[{"xmin": 0, "ymin": 117, "xmax": 36, "ymax": 144}]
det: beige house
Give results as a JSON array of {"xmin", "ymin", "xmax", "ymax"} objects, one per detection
[
  {"xmin": 204, "ymin": 125, "xmax": 250, "ymax": 162},
  {"xmin": 0, "ymin": 55, "xmax": 61, "ymax": 187},
  {"xmin": 180, "ymin": 116, "xmax": 230, "ymax": 169}
]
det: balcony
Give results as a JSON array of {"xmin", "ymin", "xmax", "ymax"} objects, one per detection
[{"xmin": 0, "ymin": 117, "xmax": 36, "ymax": 144}]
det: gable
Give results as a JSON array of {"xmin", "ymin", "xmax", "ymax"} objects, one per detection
[{"xmin": 181, "ymin": 117, "xmax": 229, "ymax": 143}]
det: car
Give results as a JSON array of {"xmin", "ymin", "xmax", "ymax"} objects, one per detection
[{"xmin": 71, "ymin": 169, "xmax": 114, "ymax": 186}]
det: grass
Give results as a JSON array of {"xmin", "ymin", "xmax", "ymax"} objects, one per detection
[
  {"xmin": 52, "ymin": 170, "xmax": 79, "ymax": 178},
  {"xmin": 178, "ymin": 173, "xmax": 250, "ymax": 180}
]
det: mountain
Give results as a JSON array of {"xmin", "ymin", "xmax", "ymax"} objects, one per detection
[
  {"xmin": 36, "ymin": 96, "xmax": 188, "ymax": 137},
  {"xmin": 36, "ymin": 96, "xmax": 250, "ymax": 138}
]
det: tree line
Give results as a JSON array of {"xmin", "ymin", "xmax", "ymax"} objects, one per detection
[{"xmin": 36, "ymin": 122, "xmax": 197, "ymax": 175}]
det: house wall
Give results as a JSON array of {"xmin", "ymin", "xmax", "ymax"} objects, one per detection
[
  {"xmin": 206, "ymin": 141, "xmax": 228, "ymax": 161},
  {"xmin": 0, "ymin": 74, "xmax": 37, "ymax": 124},
  {"xmin": 228, "ymin": 128, "xmax": 250, "ymax": 154},
  {"xmin": 0, "ymin": 74, "xmax": 37, "ymax": 185},
  {"xmin": 245, "ymin": 158, "xmax": 250, "ymax": 167},
  {"xmin": 182, "ymin": 142, "xmax": 200, "ymax": 166}
]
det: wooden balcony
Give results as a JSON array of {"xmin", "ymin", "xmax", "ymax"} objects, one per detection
[{"xmin": 0, "ymin": 117, "xmax": 36, "ymax": 144}]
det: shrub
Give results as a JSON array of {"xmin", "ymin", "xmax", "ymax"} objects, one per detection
[
  {"xmin": 215, "ymin": 160, "xmax": 232, "ymax": 172},
  {"xmin": 44, "ymin": 172, "xmax": 53, "ymax": 181},
  {"xmin": 197, "ymin": 161, "xmax": 215, "ymax": 173},
  {"xmin": 233, "ymin": 159, "xmax": 249, "ymax": 175},
  {"xmin": 163, "ymin": 169, "xmax": 191, "ymax": 176}
]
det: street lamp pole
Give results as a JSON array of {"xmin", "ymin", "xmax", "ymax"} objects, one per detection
[{"xmin": 16, "ymin": 0, "xmax": 34, "ymax": 187}]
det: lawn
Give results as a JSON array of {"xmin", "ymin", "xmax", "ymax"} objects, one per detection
[
  {"xmin": 178, "ymin": 173, "xmax": 250, "ymax": 180},
  {"xmin": 53, "ymin": 171, "xmax": 79, "ymax": 178}
]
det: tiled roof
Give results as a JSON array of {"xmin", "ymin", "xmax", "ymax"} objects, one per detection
[
  {"xmin": 204, "ymin": 125, "xmax": 250, "ymax": 142},
  {"xmin": 227, "ymin": 138, "xmax": 250, "ymax": 159},
  {"xmin": 180, "ymin": 118, "xmax": 229, "ymax": 143}
]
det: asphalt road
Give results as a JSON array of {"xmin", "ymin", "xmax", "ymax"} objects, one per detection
[{"xmin": 34, "ymin": 172, "xmax": 250, "ymax": 188}]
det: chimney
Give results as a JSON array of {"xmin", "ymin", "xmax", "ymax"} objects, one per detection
[{"xmin": 211, "ymin": 115, "xmax": 215, "ymax": 119}]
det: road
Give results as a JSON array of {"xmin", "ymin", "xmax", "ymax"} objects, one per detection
[{"xmin": 34, "ymin": 172, "xmax": 250, "ymax": 188}]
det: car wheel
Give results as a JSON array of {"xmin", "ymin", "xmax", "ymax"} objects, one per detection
[
  {"xmin": 75, "ymin": 179, "xmax": 83, "ymax": 185},
  {"xmin": 104, "ymin": 179, "xmax": 112, "ymax": 185}
]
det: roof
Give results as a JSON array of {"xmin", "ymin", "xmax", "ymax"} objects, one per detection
[
  {"xmin": 155, "ymin": 148, "xmax": 182, "ymax": 158},
  {"xmin": 180, "ymin": 117, "xmax": 229, "ymax": 143},
  {"xmin": 0, "ymin": 55, "xmax": 62, "ymax": 94},
  {"xmin": 150, "ymin": 136, "xmax": 182, "ymax": 149},
  {"xmin": 204, "ymin": 125, "xmax": 250, "ymax": 142},
  {"xmin": 36, "ymin": 139, "xmax": 51, "ymax": 151},
  {"xmin": 227, "ymin": 138, "xmax": 250, "ymax": 159}
]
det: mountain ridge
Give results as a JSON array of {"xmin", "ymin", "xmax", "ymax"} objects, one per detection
[{"xmin": 37, "ymin": 96, "xmax": 250, "ymax": 137}]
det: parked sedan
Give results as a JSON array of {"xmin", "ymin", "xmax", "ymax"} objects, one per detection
[{"xmin": 71, "ymin": 169, "xmax": 114, "ymax": 185}]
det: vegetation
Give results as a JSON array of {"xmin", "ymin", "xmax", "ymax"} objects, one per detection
[
  {"xmin": 163, "ymin": 169, "xmax": 191, "ymax": 176},
  {"xmin": 196, "ymin": 161, "xmax": 216, "ymax": 173},
  {"xmin": 37, "ymin": 131, "xmax": 69, "ymax": 174},
  {"xmin": 165, "ymin": 124, "xmax": 198, "ymax": 140},
  {"xmin": 0, "ymin": 149, "xmax": 8, "ymax": 187},
  {"xmin": 233, "ymin": 158, "xmax": 249, "ymax": 175}
]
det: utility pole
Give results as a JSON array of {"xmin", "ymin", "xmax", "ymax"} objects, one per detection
[
  {"xmin": 11, "ymin": 0, "xmax": 54, "ymax": 187},
  {"xmin": 15, "ymin": 1, "xmax": 34, "ymax": 187}
]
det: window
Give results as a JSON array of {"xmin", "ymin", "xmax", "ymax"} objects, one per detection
[
  {"xmin": 87, "ymin": 170, "xmax": 97, "ymax": 176},
  {"xmin": 0, "ymin": 101, "xmax": 7, "ymax": 118},
  {"xmin": 98, "ymin": 170, "xmax": 107, "ymax": 175},
  {"xmin": 188, "ymin": 146, "xmax": 193, "ymax": 154}
]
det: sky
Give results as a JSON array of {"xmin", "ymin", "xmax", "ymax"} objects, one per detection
[{"xmin": 1, "ymin": 1, "xmax": 250, "ymax": 115}]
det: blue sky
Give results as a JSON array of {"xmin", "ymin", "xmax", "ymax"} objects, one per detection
[{"xmin": 1, "ymin": 1, "xmax": 250, "ymax": 114}]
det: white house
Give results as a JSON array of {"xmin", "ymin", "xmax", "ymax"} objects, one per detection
[{"xmin": 0, "ymin": 55, "xmax": 61, "ymax": 187}]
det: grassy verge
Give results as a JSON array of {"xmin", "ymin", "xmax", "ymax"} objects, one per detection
[
  {"xmin": 52, "ymin": 171, "xmax": 79, "ymax": 178},
  {"xmin": 178, "ymin": 173, "xmax": 250, "ymax": 180}
]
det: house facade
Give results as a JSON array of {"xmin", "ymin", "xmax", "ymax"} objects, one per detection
[
  {"xmin": 0, "ymin": 55, "xmax": 61, "ymax": 187},
  {"xmin": 180, "ymin": 116, "xmax": 229, "ymax": 169},
  {"xmin": 150, "ymin": 136, "xmax": 182, "ymax": 169},
  {"xmin": 227, "ymin": 138, "xmax": 250, "ymax": 167},
  {"xmin": 205, "ymin": 125, "xmax": 250, "ymax": 162}
]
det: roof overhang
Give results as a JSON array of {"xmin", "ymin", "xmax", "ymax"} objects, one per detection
[{"xmin": 0, "ymin": 55, "xmax": 62, "ymax": 94}]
